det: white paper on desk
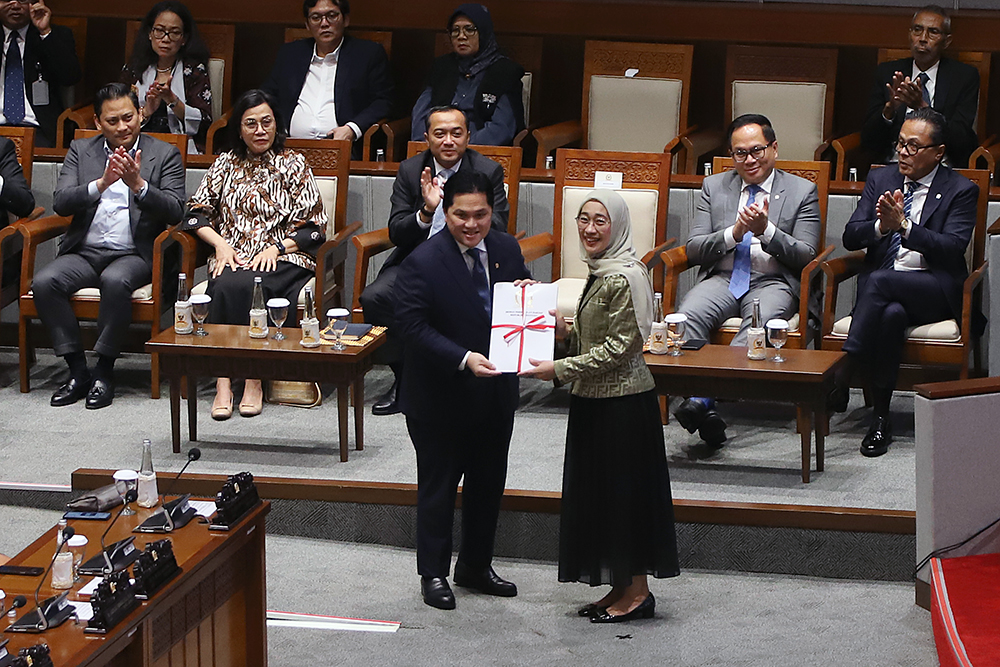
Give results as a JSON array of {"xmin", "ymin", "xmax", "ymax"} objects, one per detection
[
  {"xmin": 488, "ymin": 282, "xmax": 557, "ymax": 373},
  {"xmin": 188, "ymin": 500, "xmax": 217, "ymax": 518},
  {"xmin": 77, "ymin": 577, "xmax": 102, "ymax": 600},
  {"xmin": 74, "ymin": 603, "xmax": 94, "ymax": 621}
]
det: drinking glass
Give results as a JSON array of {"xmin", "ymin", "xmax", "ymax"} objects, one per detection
[
  {"xmin": 664, "ymin": 313, "xmax": 687, "ymax": 356},
  {"xmin": 326, "ymin": 308, "xmax": 350, "ymax": 350},
  {"xmin": 190, "ymin": 294, "xmax": 211, "ymax": 336},
  {"xmin": 113, "ymin": 469, "xmax": 139, "ymax": 516},
  {"xmin": 267, "ymin": 298, "xmax": 290, "ymax": 341},
  {"xmin": 766, "ymin": 319, "xmax": 789, "ymax": 363},
  {"xmin": 67, "ymin": 535, "xmax": 88, "ymax": 583}
]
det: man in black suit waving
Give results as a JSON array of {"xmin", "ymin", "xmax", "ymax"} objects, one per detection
[
  {"xmin": 836, "ymin": 108, "xmax": 978, "ymax": 457},
  {"xmin": 861, "ymin": 4, "xmax": 979, "ymax": 168},
  {"xmin": 395, "ymin": 170, "xmax": 529, "ymax": 610},
  {"xmin": 261, "ymin": 0, "xmax": 393, "ymax": 160},
  {"xmin": 0, "ymin": 0, "xmax": 82, "ymax": 147}
]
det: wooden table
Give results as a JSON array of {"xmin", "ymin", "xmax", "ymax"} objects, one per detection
[
  {"xmin": 0, "ymin": 500, "xmax": 270, "ymax": 666},
  {"xmin": 645, "ymin": 345, "xmax": 846, "ymax": 483},
  {"xmin": 147, "ymin": 325, "xmax": 386, "ymax": 462}
]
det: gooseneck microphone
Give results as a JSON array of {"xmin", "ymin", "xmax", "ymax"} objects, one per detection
[
  {"xmin": 33, "ymin": 527, "xmax": 74, "ymax": 630},
  {"xmin": 161, "ymin": 448, "xmax": 201, "ymax": 532},
  {"xmin": 101, "ymin": 490, "xmax": 138, "ymax": 573}
]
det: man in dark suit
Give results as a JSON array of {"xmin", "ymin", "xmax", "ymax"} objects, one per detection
[
  {"xmin": 261, "ymin": 0, "xmax": 393, "ymax": 160},
  {"xmin": 395, "ymin": 169, "xmax": 529, "ymax": 610},
  {"xmin": 360, "ymin": 105, "xmax": 508, "ymax": 415},
  {"xmin": 32, "ymin": 83, "xmax": 185, "ymax": 409},
  {"xmin": 837, "ymin": 108, "xmax": 978, "ymax": 457},
  {"xmin": 0, "ymin": 0, "xmax": 82, "ymax": 147},
  {"xmin": 861, "ymin": 5, "xmax": 979, "ymax": 168},
  {"xmin": 0, "ymin": 133, "xmax": 36, "ymax": 288}
]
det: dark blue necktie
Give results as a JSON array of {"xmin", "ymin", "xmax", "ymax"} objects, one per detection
[
  {"xmin": 880, "ymin": 181, "xmax": 919, "ymax": 270},
  {"xmin": 4, "ymin": 32, "xmax": 26, "ymax": 125},
  {"xmin": 467, "ymin": 247, "xmax": 491, "ymax": 316},
  {"xmin": 729, "ymin": 183, "xmax": 760, "ymax": 299},
  {"xmin": 917, "ymin": 72, "xmax": 931, "ymax": 108}
]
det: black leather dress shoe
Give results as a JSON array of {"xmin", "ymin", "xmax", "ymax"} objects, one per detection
[
  {"xmin": 698, "ymin": 410, "xmax": 727, "ymax": 448},
  {"xmin": 85, "ymin": 378, "xmax": 115, "ymax": 410},
  {"xmin": 673, "ymin": 398, "xmax": 708, "ymax": 434},
  {"xmin": 828, "ymin": 384, "xmax": 850, "ymax": 413},
  {"xmin": 420, "ymin": 576, "xmax": 456, "ymax": 610},
  {"xmin": 453, "ymin": 563, "xmax": 517, "ymax": 597},
  {"xmin": 590, "ymin": 593, "xmax": 655, "ymax": 624},
  {"xmin": 860, "ymin": 415, "xmax": 892, "ymax": 457},
  {"xmin": 371, "ymin": 380, "xmax": 400, "ymax": 416},
  {"xmin": 50, "ymin": 376, "xmax": 90, "ymax": 407}
]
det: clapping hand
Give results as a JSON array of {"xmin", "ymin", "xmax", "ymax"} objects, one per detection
[
  {"xmin": 110, "ymin": 147, "xmax": 145, "ymax": 193},
  {"xmin": 895, "ymin": 76, "xmax": 927, "ymax": 110},
  {"xmin": 738, "ymin": 196, "xmax": 769, "ymax": 236},
  {"xmin": 876, "ymin": 189, "xmax": 906, "ymax": 234}
]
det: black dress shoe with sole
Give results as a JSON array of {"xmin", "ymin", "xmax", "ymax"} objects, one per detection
[
  {"xmin": 453, "ymin": 563, "xmax": 517, "ymax": 597},
  {"xmin": 673, "ymin": 398, "xmax": 708, "ymax": 434},
  {"xmin": 50, "ymin": 376, "xmax": 91, "ymax": 407},
  {"xmin": 860, "ymin": 415, "xmax": 892, "ymax": 457},
  {"xmin": 85, "ymin": 378, "xmax": 115, "ymax": 410},
  {"xmin": 698, "ymin": 409, "xmax": 727, "ymax": 448},
  {"xmin": 590, "ymin": 593, "xmax": 655, "ymax": 624},
  {"xmin": 420, "ymin": 576, "xmax": 456, "ymax": 610},
  {"xmin": 371, "ymin": 380, "xmax": 400, "ymax": 416}
]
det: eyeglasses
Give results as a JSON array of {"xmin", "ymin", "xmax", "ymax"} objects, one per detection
[
  {"xmin": 731, "ymin": 142, "xmax": 774, "ymax": 162},
  {"xmin": 449, "ymin": 25, "xmax": 478, "ymax": 38},
  {"xmin": 308, "ymin": 11, "xmax": 342, "ymax": 25},
  {"xmin": 895, "ymin": 139, "xmax": 940, "ymax": 156},
  {"xmin": 576, "ymin": 214, "xmax": 610, "ymax": 229},
  {"xmin": 910, "ymin": 24, "xmax": 947, "ymax": 39},
  {"xmin": 150, "ymin": 26, "xmax": 185, "ymax": 41},
  {"xmin": 243, "ymin": 117, "xmax": 275, "ymax": 131}
]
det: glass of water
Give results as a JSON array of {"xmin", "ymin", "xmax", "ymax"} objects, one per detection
[
  {"xmin": 113, "ymin": 469, "xmax": 139, "ymax": 515},
  {"xmin": 326, "ymin": 308, "xmax": 351, "ymax": 350},
  {"xmin": 191, "ymin": 294, "xmax": 211, "ymax": 336},
  {"xmin": 267, "ymin": 298, "xmax": 290, "ymax": 341},
  {"xmin": 664, "ymin": 313, "xmax": 687, "ymax": 356},
  {"xmin": 766, "ymin": 319, "xmax": 789, "ymax": 363}
]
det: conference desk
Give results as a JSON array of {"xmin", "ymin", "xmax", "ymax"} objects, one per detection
[{"xmin": 0, "ymin": 500, "xmax": 269, "ymax": 666}]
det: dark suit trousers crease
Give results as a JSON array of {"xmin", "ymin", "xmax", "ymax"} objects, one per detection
[
  {"xmin": 32, "ymin": 246, "xmax": 151, "ymax": 358},
  {"xmin": 406, "ymin": 410, "xmax": 515, "ymax": 577},
  {"xmin": 843, "ymin": 269, "xmax": 952, "ymax": 391},
  {"xmin": 359, "ymin": 263, "xmax": 402, "ymax": 364}
]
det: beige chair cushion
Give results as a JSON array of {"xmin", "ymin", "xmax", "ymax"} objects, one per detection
[
  {"xmin": 555, "ymin": 277, "xmax": 588, "ymax": 319},
  {"xmin": 70, "ymin": 284, "xmax": 153, "ymax": 300},
  {"xmin": 208, "ymin": 58, "xmax": 225, "ymax": 122},
  {"xmin": 315, "ymin": 176, "xmax": 338, "ymax": 237},
  {"xmin": 831, "ymin": 315, "xmax": 960, "ymax": 342},
  {"xmin": 560, "ymin": 186, "xmax": 659, "ymax": 281},
  {"xmin": 732, "ymin": 81, "xmax": 826, "ymax": 161},
  {"xmin": 521, "ymin": 72, "xmax": 532, "ymax": 128},
  {"xmin": 719, "ymin": 312, "xmax": 800, "ymax": 333},
  {"xmin": 588, "ymin": 75, "xmax": 682, "ymax": 153},
  {"xmin": 192, "ymin": 277, "xmax": 314, "ymax": 307}
]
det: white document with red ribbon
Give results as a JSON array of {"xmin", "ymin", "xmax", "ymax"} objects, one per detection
[{"xmin": 489, "ymin": 282, "xmax": 558, "ymax": 373}]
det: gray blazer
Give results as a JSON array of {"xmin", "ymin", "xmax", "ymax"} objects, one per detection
[
  {"xmin": 53, "ymin": 133, "xmax": 186, "ymax": 265},
  {"xmin": 685, "ymin": 168, "xmax": 821, "ymax": 294}
]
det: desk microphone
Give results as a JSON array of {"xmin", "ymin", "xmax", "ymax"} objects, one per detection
[
  {"xmin": 10, "ymin": 596, "xmax": 26, "ymax": 614},
  {"xmin": 32, "ymin": 527, "xmax": 74, "ymax": 631},
  {"xmin": 155, "ymin": 448, "xmax": 201, "ymax": 533},
  {"xmin": 100, "ymin": 490, "xmax": 137, "ymax": 573}
]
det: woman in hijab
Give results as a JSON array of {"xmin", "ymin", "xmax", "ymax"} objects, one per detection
[
  {"xmin": 410, "ymin": 3, "xmax": 524, "ymax": 145},
  {"xmin": 522, "ymin": 190, "xmax": 679, "ymax": 624}
]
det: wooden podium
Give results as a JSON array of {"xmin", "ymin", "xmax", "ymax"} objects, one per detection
[{"xmin": 0, "ymin": 500, "xmax": 269, "ymax": 666}]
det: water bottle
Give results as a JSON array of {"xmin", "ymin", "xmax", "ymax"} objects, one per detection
[
  {"xmin": 300, "ymin": 285, "xmax": 320, "ymax": 348},
  {"xmin": 848, "ymin": 167, "xmax": 858, "ymax": 182},
  {"xmin": 174, "ymin": 273, "xmax": 193, "ymax": 334},
  {"xmin": 249, "ymin": 276, "xmax": 268, "ymax": 338},
  {"xmin": 137, "ymin": 439, "xmax": 159, "ymax": 508},
  {"xmin": 375, "ymin": 148, "xmax": 386, "ymax": 163},
  {"xmin": 703, "ymin": 162, "xmax": 713, "ymax": 176},
  {"xmin": 649, "ymin": 293, "xmax": 669, "ymax": 354},
  {"xmin": 544, "ymin": 155, "xmax": 554, "ymax": 170},
  {"xmin": 747, "ymin": 298, "xmax": 766, "ymax": 360}
]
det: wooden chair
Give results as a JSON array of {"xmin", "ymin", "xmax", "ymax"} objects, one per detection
[
  {"xmin": 532, "ymin": 41, "xmax": 695, "ymax": 170},
  {"xmin": 820, "ymin": 168, "xmax": 990, "ymax": 387},
  {"xmin": 17, "ymin": 131, "xmax": 188, "ymax": 398},
  {"xmin": 0, "ymin": 127, "xmax": 44, "ymax": 311},
  {"xmin": 49, "ymin": 15, "xmax": 87, "ymax": 147},
  {"xmin": 661, "ymin": 159, "xmax": 834, "ymax": 350},
  {"xmin": 350, "ymin": 143, "xmax": 523, "ymax": 322},
  {"xmin": 832, "ymin": 49, "xmax": 991, "ymax": 181}
]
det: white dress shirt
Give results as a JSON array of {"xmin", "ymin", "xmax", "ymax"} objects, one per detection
[
  {"xmin": 0, "ymin": 26, "xmax": 41, "ymax": 128},
  {"xmin": 874, "ymin": 164, "xmax": 939, "ymax": 272},
  {"xmin": 715, "ymin": 169, "xmax": 780, "ymax": 277},
  {"xmin": 289, "ymin": 41, "xmax": 361, "ymax": 141},
  {"xmin": 83, "ymin": 141, "xmax": 148, "ymax": 252}
]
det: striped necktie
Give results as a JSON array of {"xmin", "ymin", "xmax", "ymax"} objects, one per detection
[{"xmin": 880, "ymin": 181, "xmax": 920, "ymax": 270}]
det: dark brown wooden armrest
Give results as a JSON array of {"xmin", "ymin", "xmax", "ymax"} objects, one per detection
[
  {"xmin": 316, "ymin": 221, "xmax": 362, "ymax": 314},
  {"xmin": 961, "ymin": 259, "xmax": 987, "ymax": 344},
  {"xmin": 517, "ymin": 232, "xmax": 553, "ymax": 263},
  {"xmin": 830, "ymin": 132, "xmax": 862, "ymax": 181},
  {"xmin": 674, "ymin": 127, "xmax": 725, "ymax": 175},
  {"xmin": 350, "ymin": 227, "xmax": 393, "ymax": 320},
  {"xmin": 361, "ymin": 119, "xmax": 388, "ymax": 162},
  {"xmin": 969, "ymin": 138, "xmax": 1000, "ymax": 174},
  {"xmin": 659, "ymin": 245, "xmax": 690, "ymax": 312},
  {"xmin": 55, "ymin": 99, "xmax": 94, "ymax": 149},
  {"xmin": 820, "ymin": 250, "xmax": 866, "ymax": 336},
  {"xmin": 204, "ymin": 112, "xmax": 231, "ymax": 156},
  {"xmin": 532, "ymin": 120, "xmax": 583, "ymax": 169},
  {"xmin": 796, "ymin": 244, "xmax": 835, "ymax": 348},
  {"xmin": 18, "ymin": 215, "xmax": 71, "ymax": 294},
  {"xmin": 381, "ymin": 117, "xmax": 412, "ymax": 162}
]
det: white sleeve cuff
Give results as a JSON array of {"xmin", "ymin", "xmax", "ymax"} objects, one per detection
[
  {"xmin": 88, "ymin": 180, "xmax": 101, "ymax": 199},
  {"xmin": 459, "ymin": 351, "xmax": 471, "ymax": 371},
  {"xmin": 726, "ymin": 226, "xmax": 740, "ymax": 248},
  {"xmin": 873, "ymin": 219, "xmax": 885, "ymax": 238},
  {"xmin": 761, "ymin": 221, "xmax": 777, "ymax": 243},
  {"xmin": 416, "ymin": 211, "xmax": 431, "ymax": 229},
  {"xmin": 346, "ymin": 122, "xmax": 362, "ymax": 141}
]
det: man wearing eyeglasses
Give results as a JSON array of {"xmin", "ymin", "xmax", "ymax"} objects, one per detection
[
  {"xmin": 262, "ymin": 0, "xmax": 393, "ymax": 160},
  {"xmin": 861, "ymin": 4, "xmax": 979, "ymax": 168},
  {"xmin": 0, "ymin": 0, "xmax": 81, "ymax": 147},
  {"xmin": 673, "ymin": 114, "xmax": 820, "ymax": 447},
  {"xmin": 835, "ymin": 108, "xmax": 979, "ymax": 457}
]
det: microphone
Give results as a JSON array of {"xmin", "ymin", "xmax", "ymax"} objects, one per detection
[
  {"xmin": 162, "ymin": 447, "xmax": 201, "ymax": 502},
  {"xmin": 101, "ymin": 490, "xmax": 137, "ymax": 573},
  {"xmin": 11, "ymin": 595, "xmax": 26, "ymax": 613},
  {"xmin": 148, "ymin": 448, "xmax": 201, "ymax": 533},
  {"xmin": 32, "ymin": 527, "xmax": 74, "ymax": 631}
]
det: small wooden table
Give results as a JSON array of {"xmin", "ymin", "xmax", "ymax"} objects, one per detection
[
  {"xmin": 147, "ymin": 324, "xmax": 386, "ymax": 462},
  {"xmin": 645, "ymin": 345, "xmax": 846, "ymax": 483}
]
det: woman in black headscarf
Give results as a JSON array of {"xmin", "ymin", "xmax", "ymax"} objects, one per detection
[{"xmin": 410, "ymin": 3, "xmax": 525, "ymax": 145}]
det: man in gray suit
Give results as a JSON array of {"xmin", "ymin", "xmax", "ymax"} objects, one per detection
[
  {"xmin": 33, "ymin": 82, "xmax": 185, "ymax": 409},
  {"xmin": 674, "ymin": 114, "xmax": 821, "ymax": 446}
]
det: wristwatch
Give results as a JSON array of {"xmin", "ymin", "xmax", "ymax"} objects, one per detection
[
  {"xmin": 899, "ymin": 217, "xmax": 912, "ymax": 235},
  {"xmin": 420, "ymin": 206, "xmax": 435, "ymax": 219},
  {"xmin": 273, "ymin": 241, "xmax": 286, "ymax": 255}
]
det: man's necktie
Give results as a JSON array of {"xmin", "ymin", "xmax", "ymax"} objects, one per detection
[
  {"xmin": 728, "ymin": 183, "xmax": 761, "ymax": 299},
  {"xmin": 917, "ymin": 72, "xmax": 931, "ymax": 108},
  {"xmin": 428, "ymin": 168, "xmax": 454, "ymax": 237},
  {"xmin": 467, "ymin": 247, "xmax": 491, "ymax": 315},
  {"xmin": 880, "ymin": 181, "xmax": 920, "ymax": 270},
  {"xmin": 4, "ymin": 33, "xmax": 26, "ymax": 126}
]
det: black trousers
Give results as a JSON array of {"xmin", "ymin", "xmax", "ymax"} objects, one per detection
[
  {"xmin": 206, "ymin": 263, "xmax": 313, "ymax": 326},
  {"xmin": 406, "ymin": 410, "xmax": 515, "ymax": 578},
  {"xmin": 843, "ymin": 268, "xmax": 953, "ymax": 392},
  {"xmin": 32, "ymin": 246, "xmax": 151, "ymax": 358},
  {"xmin": 359, "ymin": 264, "xmax": 402, "ymax": 364}
]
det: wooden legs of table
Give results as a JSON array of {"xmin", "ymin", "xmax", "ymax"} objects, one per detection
[
  {"xmin": 353, "ymin": 376, "xmax": 365, "ymax": 453},
  {"xmin": 187, "ymin": 374, "xmax": 198, "ymax": 444},
  {"xmin": 795, "ymin": 404, "xmax": 828, "ymax": 484},
  {"xmin": 170, "ymin": 375, "xmax": 181, "ymax": 454},
  {"xmin": 337, "ymin": 382, "xmax": 349, "ymax": 462}
]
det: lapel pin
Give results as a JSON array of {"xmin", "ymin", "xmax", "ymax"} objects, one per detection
[
  {"xmin": 936, "ymin": 193, "xmax": 942, "ymax": 199},
  {"xmin": 494, "ymin": 263, "xmax": 499, "ymax": 269}
]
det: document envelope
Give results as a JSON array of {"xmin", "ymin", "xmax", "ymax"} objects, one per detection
[{"xmin": 489, "ymin": 283, "xmax": 557, "ymax": 373}]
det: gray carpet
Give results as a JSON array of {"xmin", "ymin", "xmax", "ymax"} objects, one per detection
[{"xmin": 0, "ymin": 349, "xmax": 916, "ymax": 511}]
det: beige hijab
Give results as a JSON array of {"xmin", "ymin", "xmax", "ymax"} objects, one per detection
[{"xmin": 578, "ymin": 189, "xmax": 654, "ymax": 340}]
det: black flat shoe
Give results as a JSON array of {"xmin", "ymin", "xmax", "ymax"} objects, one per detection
[
  {"xmin": 85, "ymin": 378, "xmax": 115, "ymax": 410},
  {"xmin": 673, "ymin": 398, "xmax": 708, "ymax": 434},
  {"xmin": 590, "ymin": 593, "xmax": 655, "ymax": 624},
  {"xmin": 51, "ymin": 376, "xmax": 91, "ymax": 407},
  {"xmin": 453, "ymin": 563, "xmax": 517, "ymax": 597},
  {"xmin": 420, "ymin": 576, "xmax": 455, "ymax": 610},
  {"xmin": 860, "ymin": 415, "xmax": 892, "ymax": 457},
  {"xmin": 698, "ymin": 409, "xmax": 727, "ymax": 448},
  {"xmin": 577, "ymin": 603, "xmax": 605, "ymax": 617},
  {"xmin": 371, "ymin": 379, "xmax": 400, "ymax": 416}
]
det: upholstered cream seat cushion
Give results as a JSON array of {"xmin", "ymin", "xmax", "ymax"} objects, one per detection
[
  {"xmin": 589, "ymin": 75, "xmax": 682, "ymax": 153},
  {"xmin": 829, "ymin": 315, "xmax": 960, "ymax": 342},
  {"xmin": 521, "ymin": 72, "xmax": 532, "ymax": 127},
  {"xmin": 208, "ymin": 59, "xmax": 225, "ymax": 122},
  {"xmin": 732, "ymin": 81, "xmax": 826, "ymax": 161},
  {"xmin": 66, "ymin": 285, "xmax": 154, "ymax": 300},
  {"xmin": 718, "ymin": 312, "xmax": 800, "ymax": 334}
]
